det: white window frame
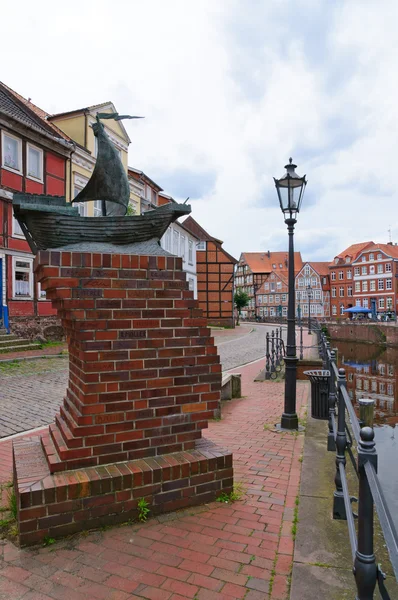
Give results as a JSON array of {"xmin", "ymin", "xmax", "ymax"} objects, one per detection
[
  {"xmin": 385, "ymin": 263, "xmax": 392, "ymax": 272},
  {"xmin": 339, "ymin": 271, "xmax": 344, "ymax": 280},
  {"xmin": 386, "ymin": 279, "xmax": 392, "ymax": 290},
  {"xmin": 12, "ymin": 256, "xmax": 33, "ymax": 299},
  {"xmin": 378, "ymin": 279, "xmax": 384, "ymax": 290},
  {"xmin": 362, "ymin": 256, "xmax": 366, "ymax": 262},
  {"xmin": 370, "ymin": 280, "xmax": 376, "ymax": 291},
  {"xmin": 362, "ymin": 281, "xmax": 368, "ymax": 292},
  {"xmin": 332, "ymin": 287, "xmax": 336, "ymax": 297},
  {"xmin": 379, "ymin": 297, "xmax": 385, "ymax": 309},
  {"xmin": 196, "ymin": 241, "xmax": 206, "ymax": 251},
  {"xmin": 37, "ymin": 282, "xmax": 46, "ymax": 301},
  {"xmin": 361, "ymin": 266, "xmax": 367, "ymax": 275},
  {"xmin": 180, "ymin": 235, "xmax": 186, "ymax": 261},
  {"xmin": 369, "ymin": 253, "xmax": 374, "ymax": 261},
  {"xmin": 347, "ymin": 286, "xmax": 353, "ymax": 297},
  {"xmin": 363, "ymin": 298, "xmax": 369, "ymax": 308},
  {"xmin": 377, "ymin": 264, "xmax": 383, "ymax": 273},
  {"xmin": 339, "ymin": 287, "xmax": 344, "ymax": 297},
  {"xmin": 347, "ymin": 270, "xmax": 352, "ymax": 279},
  {"xmin": 188, "ymin": 239, "xmax": 193, "ymax": 264},
  {"xmin": 354, "ymin": 267, "xmax": 360, "ymax": 275},
  {"xmin": 331, "ymin": 271, "xmax": 336, "ymax": 281},
  {"xmin": 332, "ymin": 305, "xmax": 337, "ymax": 315},
  {"xmin": 355, "ymin": 282, "xmax": 361, "ymax": 292},
  {"xmin": 26, "ymin": 142, "xmax": 44, "ymax": 183},
  {"xmin": 12, "ymin": 216, "xmax": 25, "ymax": 239},
  {"xmin": 1, "ymin": 131, "xmax": 22, "ymax": 174}
]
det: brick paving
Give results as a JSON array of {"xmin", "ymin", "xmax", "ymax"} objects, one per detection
[{"xmin": 0, "ymin": 357, "xmax": 308, "ymax": 599}]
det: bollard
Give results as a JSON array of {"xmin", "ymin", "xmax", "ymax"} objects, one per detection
[
  {"xmin": 354, "ymin": 424, "xmax": 377, "ymax": 599},
  {"xmin": 358, "ymin": 398, "xmax": 374, "ymax": 428},
  {"xmin": 327, "ymin": 350, "xmax": 337, "ymax": 451},
  {"xmin": 333, "ymin": 368, "xmax": 348, "ymax": 520}
]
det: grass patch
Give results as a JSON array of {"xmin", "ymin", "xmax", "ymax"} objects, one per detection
[
  {"xmin": 216, "ymin": 482, "xmax": 246, "ymax": 504},
  {"xmin": 291, "ymin": 495, "xmax": 299, "ymax": 540},
  {"xmin": 137, "ymin": 498, "xmax": 150, "ymax": 522},
  {"xmin": 38, "ymin": 340, "xmax": 65, "ymax": 350},
  {"xmin": 42, "ymin": 536, "xmax": 56, "ymax": 547}
]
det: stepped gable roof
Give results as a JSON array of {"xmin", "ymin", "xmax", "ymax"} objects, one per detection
[
  {"xmin": 240, "ymin": 251, "xmax": 303, "ymax": 274},
  {"xmin": 183, "ymin": 216, "xmax": 238, "ymax": 263},
  {"xmin": 332, "ymin": 241, "xmax": 374, "ymax": 265},
  {"xmin": 354, "ymin": 243, "xmax": 398, "ymax": 260},
  {"xmin": 0, "ymin": 82, "xmax": 72, "ymax": 142}
]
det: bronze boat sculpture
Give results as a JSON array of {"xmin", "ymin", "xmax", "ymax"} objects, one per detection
[{"xmin": 13, "ymin": 113, "xmax": 191, "ymax": 254}]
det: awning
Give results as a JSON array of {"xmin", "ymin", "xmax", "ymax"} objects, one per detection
[{"xmin": 343, "ymin": 307, "xmax": 372, "ymax": 313}]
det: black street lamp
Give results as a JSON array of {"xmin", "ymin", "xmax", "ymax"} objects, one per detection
[
  {"xmin": 307, "ymin": 284, "xmax": 312, "ymax": 334},
  {"xmin": 274, "ymin": 158, "xmax": 307, "ymax": 430}
]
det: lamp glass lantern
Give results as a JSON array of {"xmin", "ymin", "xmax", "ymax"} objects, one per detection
[{"xmin": 274, "ymin": 158, "xmax": 307, "ymax": 219}]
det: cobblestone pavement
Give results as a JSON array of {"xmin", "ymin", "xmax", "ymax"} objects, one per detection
[
  {"xmin": 0, "ymin": 359, "xmax": 308, "ymax": 600},
  {"xmin": 0, "ymin": 358, "xmax": 68, "ymax": 438},
  {"xmin": 0, "ymin": 327, "xmax": 273, "ymax": 439}
]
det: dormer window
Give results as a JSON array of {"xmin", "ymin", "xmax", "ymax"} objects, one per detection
[
  {"xmin": 272, "ymin": 264, "xmax": 276, "ymax": 268},
  {"xmin": 377, "ymin": 253, "xmax": 382, "ymax": 260},
  {"xmin": 362, "ymin": 255, "xmax": 366, "ymax": 262},
  {"xmin": 369, "ymin": 253, "xmax": 374, "ymax": 261},
  {"xmin": 279, "ymin": 263, "xmax": 283, "ymax": 268},
  {"xmin": 335, "ymin": 258, "xmax": 339, "ymax": 265},
  {"xmin": 345, "ymin": 256, "xmax": 350, "ymax": 263}
]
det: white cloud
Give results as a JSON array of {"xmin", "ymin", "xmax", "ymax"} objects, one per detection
[{"xmin": 2, "ymin": 0, "xmax": 398, "ymax": 260}]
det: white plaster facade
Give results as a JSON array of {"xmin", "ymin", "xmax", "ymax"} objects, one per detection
[{"xmin": 160, "ymin": 221, "xmax": 198, "ymax": 299}]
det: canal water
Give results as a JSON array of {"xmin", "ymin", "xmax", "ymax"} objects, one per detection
[{"xmin": 333, "ymin": 340, "xmax": 398, "ymax": 531}]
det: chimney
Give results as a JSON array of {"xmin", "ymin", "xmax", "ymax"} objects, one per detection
[{"xmin": 267, "ymin": 250, "xmax": 271, "ymax": 258}]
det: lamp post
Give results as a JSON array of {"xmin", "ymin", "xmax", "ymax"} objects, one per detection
[
  {"xmin": 274, "ymin": 158, "xmax": 307, "ymax": 430},
  {"xmin": 307, "ymin": 284, "xmax": 312, "ymax": 334}
]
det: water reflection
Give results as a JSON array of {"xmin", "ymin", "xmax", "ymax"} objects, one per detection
[{"xmin": 334, "ymin": 340, "xmax": 398, "ymax": 530}]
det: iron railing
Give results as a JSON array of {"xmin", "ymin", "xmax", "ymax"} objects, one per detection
[
  {"xmin": 313, "ymin": 323, "xmax": 398, "ymax": 599},
  {"xmin": 265, "ymin": 327, "xmax": 285, "ymax": 379}
]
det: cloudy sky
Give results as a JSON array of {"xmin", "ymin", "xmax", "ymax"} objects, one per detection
[{"xmin": 2, "ymin": 0, "xmax": 397, "ymax": 261}]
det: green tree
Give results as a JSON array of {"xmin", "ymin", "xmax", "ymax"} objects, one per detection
[{"xmin": 234, "ymin": 290, "xmax": 250, "ymax": 325}]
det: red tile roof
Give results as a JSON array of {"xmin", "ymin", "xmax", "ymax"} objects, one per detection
[
  {"xmin": 240, "ymin": 251, "xmax": 303, "ymax": 274},
  {"xmin": 307, "ymin": 262, "xmax": 330, "ymax": 276},
  {"xmin": 0, "ymin": 81, "xmax": 72, "ymax": 141},
  {"xmin": 332, "ymin": 241, "xmax": 374, "ymax": 264},
  {"xmin": 355, "ymin": 243, "xmax": 398, "ymax": 260}
]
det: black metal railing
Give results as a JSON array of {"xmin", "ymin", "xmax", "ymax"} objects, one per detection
[
  {"xmin": 265, "ymin": 327, "xmax": 285, "ymax": 379},
  {"xmin": 314, "ymin": 324, "xmax": 398, "ymax": 598}
]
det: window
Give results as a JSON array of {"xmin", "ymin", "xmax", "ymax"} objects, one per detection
[
  {"xmin": 188, "ymin": 278, "xmax": 194, "ymax": 291},
  {"xmin": 385, "ymin": 263, "xmax": 392, "ymax": 272},
  {"xmin": 339, "ymin": 271, "xmax": 344, "ymax": 280},
  {"xmin": 340, "ymin": 304, "xmax": 345, "ymax": 315},
  {"xmin": 298, "ymin": 278, "xmax": 304, "ymax": 287},
  {"xmin": 357, "ymin": 379, "xmax": 362, "ymax": 390},
  {"xmin": 282, "ymin": 294, "xmax": 287, "ymax": 302},
  {"xmin": 347, "ymin": 270, "xmax": 352, "ymax": 279},
  {"xmin": 388, "ymin": 365, "xmax": 394, "ymax": 376},
  {"xmin": 380, "ymin": 383, "xmax": 385, "ymax": 394},
  {"xmin": 270, "ymin": 283, "xmax": 275, "ymax": 292},
  {"xmin": 275, "ymin": 295, "xmax": 280, "ymax": 303},
  {"xmin": 388, "ymin": 384, "xmax": 393, "ymax": 396},
  {"xmin": 73, "ymin": 185, "xmax": 87, "ymax": 216},
  {"xmin": 315, "ymin": 289, "xmax": 321, "ymax": 300},
  {"xmin": 165, "ymin": 228, "xmax": 172, "ymax": 252},
  {"xmin": 173, "ymin": 230, "xmax": 179, "ymax": 255},
  {"xmin": 387, "ymin": 297, "xmax": 393, "ymax": 309},
  {"xmin": 264, "ymin": 307, "xmax": 268, "ymax": 316},
  {"xmin": 269, "ymin": 295, "xmax": 274, "ymax": 303},
  {"xmin": 272, "ymin": 264, "xmax": 276, "ymax": 269},
  {"xmin": 379, "ymin": 298, "xmax": 385, "ymax": 309},
  {"xmin": 377, "ymin": 254, "xmax": 382, "ymax": 260},
  {"xmin": 370, "ymin": 280, "xmax": 376, "ymax": 291},
  {"xmin": 369, "ymin": 253, "xmax": 374, "ymax": 261},
  {"xmin": 377, "ymin": 264, "xmax": 383, "ymax": 273},
  {"xmin": 369, "ymin": 265, "xmax": 375, "ymax": 274},
  {"xmin": 372, "ymin": 380, "xmax": 377, "ymax": 392},
  {"xmin": 354, "ymin": 267, "xmax": 360, "ymax": 275},
  {"xmin": 331, "ymin": 271, "xmax": 336, "ymax": 281},
  {"xmin": 37, "ymin": 282, "xmax": 46, "ymax": 300},
  {"xmin": 339, "ymin": 287, "xmax": 344, "ymax": 297},
  {"xmin": 264, "ymin": 295, "xmax": 268, "ymax": 304},
  {"xmin": 361, "ymin": 266, "xmax": 367, "ymax": 275},
  {"xmin": 12, "ymin": 216, "xmax": 25, "ymax": 238},
  {"xmin": 356, "ymin": 299, "xmax": 361, "ymax": 306},
  {"xmin": 1, "ymin": 131, "xmax": 22, "ymax": 173},
  {"xmin": 270, "ymin": 307, "xmax": 275, "ymax": 316},
  {"xmin": 258, "ymin": 295, "xmax": 262, "ymax": 304},
  {"xmin": 180, "ymin": 235, "xmax": 186, "ymax": 261},
  {"xmin": 378, "ymin": 279, "xmax": 384, "ymax": 290},
  {"xmin": 347, "ymin": 286, "xmax": 353, "ymax": 297},
  {"xmin": 386, "ymin": 279, "xmax": 392, "ymax": 290},
  {"xmin": 13, "ymin": 258, "xmax": 33, "ymax": 298},
  {"xmin": 279, "ymin": 263, "xmax": 283, "ymax": 269},
  {"xmin": 277, "ymin": 281, "xmax": 282, "ymax": 289},
  {"xmin": 26, "ymin": 143, "xmax": 43, "ymax": 182},
  {"xmin": 363, "ymin": 379, "xmax": 369, "ymax": 391},
  {"xmin": 361, "ymin": 255, "xmax": 366, "ymax": 262},
  {"xmin": 93, "ymin": 200, "xmax": 102, "ymax": 217},
  {"xmin": 362, "ymin": 281, "xmax": 368, "ymax": 292},
  {"xmin": 332, "ymin": 287, "xmax": 336, "ymax": 297},
  {"xmin": 332, "ymin": 305, "xmax": 337, "ymax": 316},
  {"xmin": 355, "ymin": 282, "xmax": 361, "ymax": 292},
  {"xmin": 196, "ymin": 241, "xmax": 206, "ymax": 251},
  {"xmin": 265, "ymin": 282, "xmax": 269, "ymax": 290},
  {"xmin": 304, "ymin": 265, "xmax": 310, "ymax": 275},
  {"xmin": 363, "ymin": 298, "xmax": 369, "ymax": 308}
]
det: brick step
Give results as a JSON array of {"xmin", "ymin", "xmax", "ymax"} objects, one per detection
[
  {"xmin": 0, "ymin": 342, "xmax": 42, "ymax": 354},
  {"xmin": 55, "ymin": 413, "xmax": 83, "ymax": 449}
]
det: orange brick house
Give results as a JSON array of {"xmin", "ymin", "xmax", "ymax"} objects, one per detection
[{"xmin": 182, "ymin": 217, "xmax": 237, "ymax": 327}]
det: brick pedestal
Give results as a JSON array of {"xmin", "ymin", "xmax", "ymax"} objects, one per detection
[{"xmin": 13, "ymin": 251, "xmax": 233, "ymax": 546}]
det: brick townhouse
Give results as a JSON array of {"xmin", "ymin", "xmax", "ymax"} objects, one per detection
[
  {"xmin": 329, "ymin": 241, "xmax": 374, "ymax": 317},
  {"xmin": 0, "ymin": 82, "xmax": 73, "ymax": 331}
]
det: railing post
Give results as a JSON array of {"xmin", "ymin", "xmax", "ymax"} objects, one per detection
[
  {"xmin": 327, "ymin": 350, "xmax": 337, "ymax": 451},
  {"xmin": 354, "ymin": 421, "xmax": 377, "ymax": 600},
  {"xmin": 279, "ymin": 326, "xmax": 283, "ymax": 362},
  {"xmin": 358, "ymin": 398, "xmax": 374, "ymax": 429},
  {"xmin": 265, "ymin": 332, "xmax": 271, "ymax": 380},
  {"xmin": 270, "ymin": 330, "xmax": 276, "ymax": 373},
  {"xmin": 275, "ymin": 329, "xmax": 280, "ymax": 366},
  {"xmin": 333, "ymin": 368, "xmax": 348, "ymax": 519},
  {"xmin": 299, "ymin": 326, "xmax": 303, "ymax": 360}
]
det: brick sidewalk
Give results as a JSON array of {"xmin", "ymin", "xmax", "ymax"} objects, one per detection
[{"xmin": 0, "ymin": 358, "xmax": 308, "ymax": 600}]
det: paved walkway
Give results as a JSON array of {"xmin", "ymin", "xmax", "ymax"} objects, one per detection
[{"xmin": 0, "ymin": 357, "xmax": 308, "ymax": 600}]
